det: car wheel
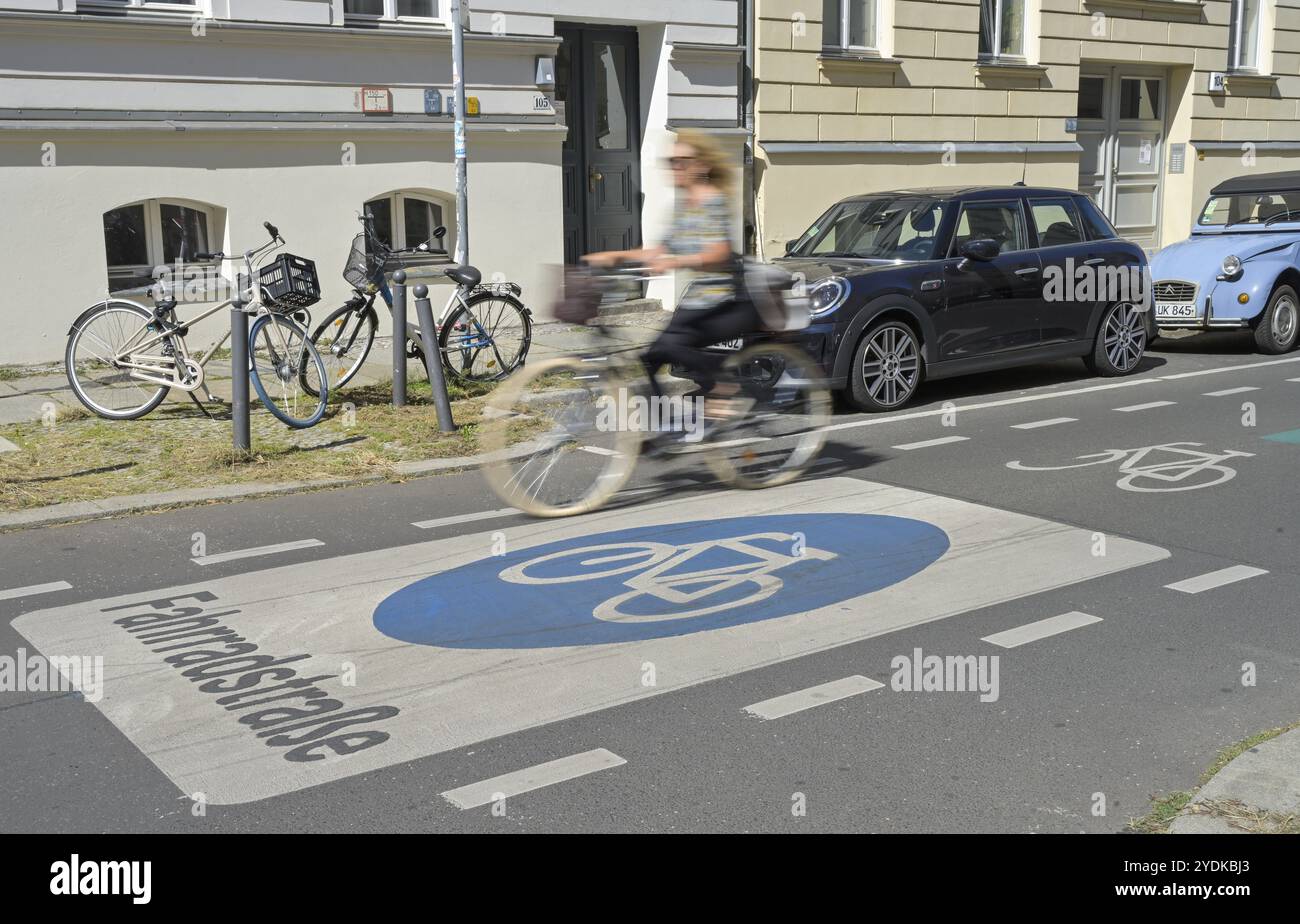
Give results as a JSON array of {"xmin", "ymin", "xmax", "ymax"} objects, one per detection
[
  {"xmin": 1253, "ymin": 284, "xmax": 1299, "ymax": 354},
  {"xmin": 1085, "ymin": 301, "xmax": 1147, "ymax": 377},
  {"xmin": 848, "ymin": 320, "xmax": 923, "ymax": 412}
]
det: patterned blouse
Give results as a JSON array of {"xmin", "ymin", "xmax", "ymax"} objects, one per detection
[{"xmin": 662, "ymin": 192, "xmax": 736, "ymax": 307}]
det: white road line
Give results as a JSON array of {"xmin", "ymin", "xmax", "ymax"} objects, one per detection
[
  {"xmin": 440, "ymin": 748, "xmax": 626, "ymax": 810},
  {"xmin": 0, "ymin": 580, "xmax": 72, "ymax": 602},
  {"xmin": 578, "ymin": 445, "xmax": 621, "ymax": 457},
  {"xmin": 892, "ymin": 435, "xmax": 970, "ymax": 451},
  {"xmin": 744, "ymin": 675, "xmax": 884, "ymax": 720},
  {"xmin": 1203, "ymin": 386, "xmax": 1260, "ymax": 397},
  {"xmin": 1287, "ymin": 377, "xmax": 1300, "ymax": 383},
  {"xmin": 1159, "ymin": 355, "xmax": 1300, "ymax": 380},
  {"xmin": 1114, "ymin": 400, "xmax": 1176, "ymax": 413},
  {"xmin": 191, "ymin": 539, "xmax": 324, "ymax": 567},
  {"xmin": 1011, "ymin": 417, "xmax": 1077, "ymax": 430},
  {"xmin": 1165, "ymin": 565, "xmax": 1269, "ymax": 594},
  {"xmin": 0, "ymin": 436, "xmax": 20, "ymax": 454},
  {"xmin": 982, "ymin": 611, "xmax": 1103, "ymax": 649},
  {"xmin": 413, "ymin": 507, "xmax": 519, "ymax": 529}
]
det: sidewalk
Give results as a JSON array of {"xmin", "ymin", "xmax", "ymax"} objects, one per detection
[{"xmin": 1166, "ymin": 726, "xmax": 1300, "ymax": 834}]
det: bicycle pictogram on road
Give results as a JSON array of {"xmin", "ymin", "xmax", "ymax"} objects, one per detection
[{"xmin": 1008, "ymin": 441, "xmax": 1254, "ymax": 492}]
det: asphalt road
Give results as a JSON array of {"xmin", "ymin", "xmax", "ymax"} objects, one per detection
[{"xmin": 2, "ymin": 329, "xmax": 1299, "ymax": 833}]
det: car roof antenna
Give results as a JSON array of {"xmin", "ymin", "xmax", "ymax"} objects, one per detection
[{"xmin": 1015, "ymin": 147, "xmax": 1028, "ymax": 186}]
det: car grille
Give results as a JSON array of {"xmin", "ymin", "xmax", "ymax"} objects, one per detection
[{"xmin": 1153, "ymin": 280, "xmax": 1197, "ymax": 302}]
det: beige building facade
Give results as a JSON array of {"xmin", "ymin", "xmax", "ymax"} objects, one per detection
[{"xmin": 754, "ymin": 0, "xmax": 1300, "ymax": 256}]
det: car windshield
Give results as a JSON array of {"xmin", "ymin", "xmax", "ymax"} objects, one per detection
[
  {"xmin": 789, "ymin": 197, "xmax": 946, "ymax": 261},
  {"xmin": 1198, "ymin": 191, "xmax": 1300, "ymax": 228}
]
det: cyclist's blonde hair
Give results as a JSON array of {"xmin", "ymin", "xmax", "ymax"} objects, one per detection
[{"xmin": 676, "ymin": 129, "xmax": 736, "ymax": 195}]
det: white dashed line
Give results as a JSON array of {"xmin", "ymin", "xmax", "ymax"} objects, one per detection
[
  {"xmin": 1287, "ymin": 377, "xmax": 1300, "ymax": 383},
  {"xmin": 413, "ymin": 507, "xmax": 519, "ymax": 529},
  {"xmin": 982, "ymin": 611, "xmax": 1103, "ymax": 649},
  {"xmin": 1011, "ymin": 417, "xmax": 1077, "ymax": 430},
  {"xmin": 1114, "ymin": 400, "xmax": 1176, "ymax": 413},
  {"xmin": 1165, "ymin": 565, "xmax": 1269, "ymax": 594},
  {"xmin": 191, "ymin": 539, "xmax": 325, "ymax": 566},
  {"xmin": 440, "ymin": 749, "xmax": 626, "ymax": 810},
  {"xmin": 893, "ymin": 435, "xmax": 970, "ymax": 451},
  {"xmin": 743, "ymin": 675, "xmax": 885, "ymax": 720},
  {"xmin": 578, "ymin": 445, "xmax": 621, "ymax": 457},
  {"xmin": 1203, "ymin": 387, "xmax": 1260, "ymax": 397},
  {"xmin": 0, "ymin": 580, "xmax": 72, "ymax": 602}
]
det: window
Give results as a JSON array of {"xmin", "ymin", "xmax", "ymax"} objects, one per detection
[
  {"xmin": 823, "ymin": 0, "xmax": 878, "ymax": 51},
  {"xmin": 1077, "ymin": 197, "xmax": 1119, "ymax": 240},
  {"xmin": 979, "ymin": 0, "xmax": 1025, "ymax": 60},
  {"xmin": 1230, "ymin": 0, "xmax": 1263, "ymax": 72},
  {"xmin": 102, "ymin": 199, "xmax": 218, "ymax": 293},
  {"xmin": 1119, "ymin": 78, "xmax": 1160, "ymax": 120},
  {"xmin": 793, "ymin": 197, "xmax": 945, "ymax": 261},
  {"xmin": 345, "ymin": 0, "xmax": 438, "ymax": 20},
  {"xmin": 949, "ymin": 201, "xmax": 1027, "ymax": 255},
  {"xmin": 1029, "ymin": 199, "xmax": 1084, "ymax": 247},
  {"xmin": 1077, "ymin": 77, "xmax": 1105, "ymax": 120},
  {"xmin": 363, "ymin": 192, "xmax": 449, "ymax": 256}
]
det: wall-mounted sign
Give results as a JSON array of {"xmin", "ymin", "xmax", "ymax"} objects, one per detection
[
  {"xmin": 361, "ymin": 86, "xmax": 392, "ymax": 114},
  {"xmin": 450, "ymin": 96, "xmax": 481, "ymax": 117},
  {"xmin": 1064, "ymin": 117, "xmax": 1077, "ymax": 134},
  {"xmin": 1207, "ymin": 72, "xmax": 1226, "ymax": 93},
  {"xmin": 533, "ymin": 95, "xmax": 554, "ymax": 112},
  {"xmin": 424, "ymin": 88, "xmax": 443, "ymax": 115}
]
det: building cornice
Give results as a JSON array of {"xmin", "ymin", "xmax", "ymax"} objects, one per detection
[{"xmin": 760, "ymin": 141, "xmax": 1083, "ymax": 155}]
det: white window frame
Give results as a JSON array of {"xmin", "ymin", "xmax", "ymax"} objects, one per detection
[
  {"xmin": 1230, "ymin": 0, "xmax": 1265, "ymax": 73},
  {"xmin": 825, "ymin": 0, "xmax": 880, "ymax": 53},
  {"xmin": 364, "ymin": 191, "xmax": 454, "ymax": 255},
  {"xmin": 81, "ymin": 0, "xmax": 206, "ymax": 14},
  {"xmin": 980, "ymin": 0, "xmax": 1027, "ymax": 62},
  {"xmin": 344, "ymin": 0, "xmax": 441, "ymax": 23},
  {"xmin": 104, "ymin": 198, "xmax": 219, "ymax": 291}
]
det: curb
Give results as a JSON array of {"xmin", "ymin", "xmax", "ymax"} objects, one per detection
[
  {"xmin": 1168, "ymin": 726, "xmax": 1300, "ymax": 834},
  {"xmin": 0, "ymin": 443, "xmax": 535, "ymax": 532}
]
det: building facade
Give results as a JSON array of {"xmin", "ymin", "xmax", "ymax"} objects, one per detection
[
  {"xmin": 0, "ymin": 0, "xmax": 746, "ymax": 363},
  {"xmin": 755, "ymin": 0, "xmax": 1300, "ymax": 257}
]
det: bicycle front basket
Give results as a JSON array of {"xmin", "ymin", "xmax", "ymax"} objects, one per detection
[
  {"xmin": 258, "ymin": 253, "xmax": 322, "ymax": 310},
  {"xmin": 342, "ymin": 233, "xmax": 377, "ymax": 290}
]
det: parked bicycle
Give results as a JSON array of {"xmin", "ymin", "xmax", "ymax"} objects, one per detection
[
  {"xmin": 65, "ymin": 220, "xmax": 330, "ymax": 428},
  {"xmin": 481, "ymin": 263, "xmax": 831, "ymax": 517},
  {"xmin": 308, "ymin": 211, "xmax": 531, "ymax": 393}
]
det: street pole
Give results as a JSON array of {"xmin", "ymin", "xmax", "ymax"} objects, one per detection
[
  {"xmin": 450, "ymin": 0, "xmax": 470, "ymax": 265},
  {"xmin": 414, "ymin": 285, "xmax": 456, "ymax": 433},
  {"xmin": 229, "ymin": 296, "xmax": 250, "ymax": 452},
  {"xmin": 391, "ymin": 269, "xmax": 408, "ymax": 407}
]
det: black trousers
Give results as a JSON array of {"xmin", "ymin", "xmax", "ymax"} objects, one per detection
[{"xmin": 642, "ymin": 296, "xmax": 760, "ymax": 396}]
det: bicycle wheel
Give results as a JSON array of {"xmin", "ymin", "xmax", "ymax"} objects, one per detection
[
  {"xmin": 704, "ymin": 343, "xmax": 831, "ymax": 489},
  {"xmin": 438, "ymin": 291, "xmax": 532, "ymax": 383},
  {"xmin": 481, "ymin": 356, "xmax": 639, "ymax": 517},
  {"xmin": 249, "ymin": 313, "xmax": 328, "ymax": 428},
  {"xmin": 308, "ymin": 303, "xmax": 378, "ymax": 396},
  {"xmin": 65, "ymin": 300, "xmax": 171, "ymax": 420}
]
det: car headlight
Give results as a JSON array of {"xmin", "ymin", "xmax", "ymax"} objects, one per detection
[
  {"xmin": 809, "ymin": 276, "xmax": 849, "ymax": 317},
  {"xmin": 1222, "ymin": 254, "xmax": 1242, "ymax": 277}
]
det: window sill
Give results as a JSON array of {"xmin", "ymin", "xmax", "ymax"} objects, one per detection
[
  {"xmin": 818, "ymin": 52, "xmax": 903, "ymax": 74},
  {"xmin": 974, "ymin": 60, "xmax": 1048, "ymax": 79},
  {"xmin": 1224, "ymin": 71, "xmax": 1277, "ymax": 90},
  {"xmin": 1082, "ymin": 0, "xmax": 1204, "ymax": 15}
]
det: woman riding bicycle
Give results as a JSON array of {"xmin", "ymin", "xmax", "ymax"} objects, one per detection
[{"xmin": 583, "ymin": 131, "xmax": 756, "ymax": 421}]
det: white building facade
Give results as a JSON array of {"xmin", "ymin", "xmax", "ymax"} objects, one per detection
[{"xmin": 0, "ymin": 0, "xmax": 747, "ymax": 363}]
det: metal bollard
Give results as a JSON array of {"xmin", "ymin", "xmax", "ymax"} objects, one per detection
[
  {"xmin": 229, "ymin": 296, "xmax": 251, "ymax": 452},
  {"xmin": 413, "ymin": 284, "xmax": 456, "ymax": 433},
  {"xmin": 391, "ymin": 269, "xmax": 408, "ymax": 408}
]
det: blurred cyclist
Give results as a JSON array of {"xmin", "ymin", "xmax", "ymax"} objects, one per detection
[{"xmin": 583, "ymin": 130, "xmax": 756, "ymax": 420}]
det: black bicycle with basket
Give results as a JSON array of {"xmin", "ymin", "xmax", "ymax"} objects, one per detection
[{"xmin": 307, "ymin": 211, "xmax": 532, "ymax": 394}]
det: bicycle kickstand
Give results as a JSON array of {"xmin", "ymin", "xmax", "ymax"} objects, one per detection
[{"xmin": 186, "ymin": 390, "xmax": 216, "ymax": 420}]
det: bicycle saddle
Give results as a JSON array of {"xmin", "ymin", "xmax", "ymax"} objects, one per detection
[{"xmin": 444, "ymin": 265, "xmax": 482, "ymax": 288}]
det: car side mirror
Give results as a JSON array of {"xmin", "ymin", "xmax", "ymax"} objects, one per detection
[
  {"xmin": 785, "ymin": 239, "xmax": 800, "ymax": 256},
  {"xmin": 957, "ymin": 239, "xmax": 1000, "ymax": 268}
]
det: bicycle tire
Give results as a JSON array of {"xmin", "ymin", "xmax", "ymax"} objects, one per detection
[
  {"xmin": 703, "ymin": 343, "xmax": 831, "ymax": 490},
  {"xmin": 307, "ymin": 303, "xmax": 378, "ymax": 396},
  {"xmin": 437, "ymin": 291, "xmax": 532, "ymax": 383},
  {"xmin": 481, "ymin": 356, "xmax": 638, "ymax": 517},
  {"xmin": 65, "ymin": 300, "xmax": 171, "ymax": 420},
  {"xmin": 248, "ymin": 313, "xmax": 328, "ymax": 428}
]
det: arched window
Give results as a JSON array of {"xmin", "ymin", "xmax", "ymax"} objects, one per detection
[
  {"xmin": 363, "ymin": 190, "xmax": 452, "ymax": 257},
  {"xmin": 102, "ymin": 199, "xmax": 222, "ymax": 293}
]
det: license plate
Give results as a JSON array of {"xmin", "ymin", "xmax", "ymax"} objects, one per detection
[
  {"xmin": 1155, "ymin": 303, "xmax": 1198, "ymax": 320},
  {"xmin": 708, "ymin": 338, "xmax": 744, "ymax": 351}
]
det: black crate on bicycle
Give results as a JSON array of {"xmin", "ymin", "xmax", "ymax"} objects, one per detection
[{"xmin": 257, "ymin": 253, "xmax": 322, "ymax": 310}]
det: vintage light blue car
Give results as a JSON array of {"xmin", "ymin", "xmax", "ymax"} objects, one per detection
[{"xmin": 1149, "ymin": 170, "xmax": 1300, "ymax": 354}]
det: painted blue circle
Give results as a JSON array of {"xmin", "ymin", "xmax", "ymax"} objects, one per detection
[{"xmin": 373, "ymin": 513, "xmax": 949, "ymax": 649}]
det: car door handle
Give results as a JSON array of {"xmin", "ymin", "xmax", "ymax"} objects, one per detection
[
  {"xmin": 1014, "ymin": 266, "xmax": 1040, "ymax": 276},
  {"xmin": 1083, "ymin": 257, "xmax": 1105, "ymax": 266}
]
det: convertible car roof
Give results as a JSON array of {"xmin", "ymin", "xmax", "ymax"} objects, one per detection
[{"xmin": 1210, "ymin": 171, "xmax": 1300, "ymax": 196}]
